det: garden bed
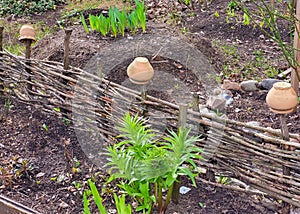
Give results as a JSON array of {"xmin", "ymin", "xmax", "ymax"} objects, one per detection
[{"xmin": 1, "ymin": 0, "xmax": 299, "ymax": 213}]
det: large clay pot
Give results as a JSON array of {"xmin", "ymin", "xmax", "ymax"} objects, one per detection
[
  {"xmin": 266, "ymin": 82, "xmax": 298, "ymax": 114},
  {"xmin": 19, "ymin": 24, "xmax": 36, "ymax": 42},
  {"xmin": 127, "ymin": 57, "xmax": 154, "ymax": 84}
]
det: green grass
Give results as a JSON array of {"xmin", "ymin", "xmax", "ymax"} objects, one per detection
[{"xmin": 63, "ymin": 0, "xmax": 128, "ymax": 12}]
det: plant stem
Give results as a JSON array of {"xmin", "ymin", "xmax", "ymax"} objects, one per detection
[
  {"xmin": 162, "ymin": 182, "xmax": 174, "ymax": 211},
  {"xmin": 158, "ymin": 182, "xmax": 163, "ymax": 213}
]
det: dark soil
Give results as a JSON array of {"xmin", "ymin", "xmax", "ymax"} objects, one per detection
[{"xmin": 1, "ymin": 0, "xmax": 299, "ymax": 213}]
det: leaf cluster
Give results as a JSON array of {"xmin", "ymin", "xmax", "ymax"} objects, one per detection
[
  {"xmin": 81, "ymin": 0, "xmax": 147, "ymax": 37},
  {"xmin": 105, "ymin": 113, "xmax": 203, "ymax": 213},
  {"xmin": 0, "ymin": 0, "xmax": 65, "ymax": 16}
]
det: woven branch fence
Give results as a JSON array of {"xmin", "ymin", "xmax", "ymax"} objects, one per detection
[{"xmin": 0, "ymin": 51, "xmax": 300, "ymax": 208}]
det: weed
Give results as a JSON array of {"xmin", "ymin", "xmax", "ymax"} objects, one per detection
[
  {"xmin": 214, "ymin": 11, "xmax": 220, "ymax": 18},
  {"xmin": 42, "ymin": 123, "xmax": 49, "ymax": 132},
  {"xmin": 199, "ymin": 202, "xmax": 205, "ymax": 208},
  {"xmin": 0, "ymin": 156, "xmax": 36, "ymax": 187},
  {"xmin": 217, "ymin": 175, "xmax": 229, "ymax": 184},
  {"xmin": 62, "ymin": 117, "xmax": 71, "ymax": 126}
]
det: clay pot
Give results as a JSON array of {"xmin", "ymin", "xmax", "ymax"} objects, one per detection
[
  {"xmin": 127, "ymin": 57, "xmax": 154, "ymax": 84},
  {"xmin": 266, "ymin": 82, "xmax": 298, "ymax": 114},
  {"xmin": 19, "ymin": 24, "xmax": 36, "ymax": 42}
]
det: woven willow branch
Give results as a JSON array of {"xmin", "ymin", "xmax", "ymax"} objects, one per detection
[{"xmin": 0, "ymin": 51, "xmax": 299, "ymax": 207}]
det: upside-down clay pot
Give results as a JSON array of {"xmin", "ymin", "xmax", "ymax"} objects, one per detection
[
  {"xmin": 127, "ymin": 57, "xmax": 154, "ymax": 84},
  {"xmin": 19, "ymin": 24, "xmax": 36, "ymax": 42},
  {"xmin": 266, "ymin": 82, "xmax": 298, "ymax": 114}
]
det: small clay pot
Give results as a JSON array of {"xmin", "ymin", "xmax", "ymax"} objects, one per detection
[
  {"xmin": 19, "ymin": 24, "xmax": 36, "ymax": 42},
  {"xmin": 266, "ymin": 82, "xmax": 298, "ymax": 114},
  {"xmin": 127, "ymin": 57, "xmax": 154, "ymax": 84}
]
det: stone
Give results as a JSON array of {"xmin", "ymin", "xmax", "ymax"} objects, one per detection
[
  {"xmin": 260, "ymin": 78, "xmax": 282, "ymax": 90},
  {"xmin": 222, "ymin": 80, "xmax": 241, "ymax": 91},
  {"xmin": 240, "ymin": 80, "xmax": 259, "ymax": 91},
  {"xmin": 206, "ymin": 95, "xmax": 226, "ymax": 111}
]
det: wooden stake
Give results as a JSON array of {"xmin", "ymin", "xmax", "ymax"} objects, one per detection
[
  {"xmin": 0, "ymin": 25, "xmax": 4, "ymax": 94},
  {"xmin": 141, "ymin": 85, "xmax": 148, "ymax": 115},
  {"xmin": 291, "ymin": 0, "xmax": 300, "ymax": 101},
  {"xmin": 63, "ymin": 28, "xmax": 72, "ymax": 70},
  {"xmin": 24, "ymin": 40, "xmax": 32, "ymax": 59},
  {"xmin": 279, "ymin": 114, "xmax": 291, "ymax": 214},
  {"xmin": 24, "ymin": 39, "xmax": 33, "ymax": 92},
  {"xmin": 172, "ymin": 104, "xmax": 188, "ymax": 204},
  {"xmin": 0, "ymin": 26, "xmax": 3, "ymax": 52}
]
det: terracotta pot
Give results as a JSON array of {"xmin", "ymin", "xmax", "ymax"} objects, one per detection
[
  {"xmin": 266, "ymin": 82, "xmax": 298, "ymax": 114},
  {"xmin": 19, "ymin": 24, "xmax": 36, "ymax": 42},
  {"xmin": 127, "ymin": 57, "xmax": 154, "ymax": 84}
]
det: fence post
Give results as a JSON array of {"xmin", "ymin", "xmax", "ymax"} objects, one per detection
[
  {"xmin": 19, "ymin": 24, "xmax": 35, "ymax": 93},
  {"xmin": 171, "ymin": 103, "xmax": 188, "ymax": 204},
  {"xmin": 279, "ymin": 114, "xmax": 291, "ymax": 214},
  {"xmin": 63, "ymin": 28, "xmax": 72, "ymax": 71},
  {"xmin": 292, "ymin": 0, "xmax": 300, "ymax": 108},
  {"xmin": 0, "ymin": 22, "xmax": 4, "ymax": 94}
]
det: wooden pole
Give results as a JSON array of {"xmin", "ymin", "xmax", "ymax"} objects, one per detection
[
  {"xmin": 63, "ymin": 28, "xmax": 72, "ymax": 71},
  {"xmin": 279, "ymin": 114, "xmax": 291, "ymax": 214},
  {"xmin": 0, "ymin": 25, "xmax": 4, "ymax": 94},
  {"xmin": 24, "ymin": 39, "xmax": 33, "ymax": 92},
  {"xmin": 0, "ymin": 26, "xmax": 3, "ymax": 52},
  {"xmin": 61, "ymin": 28, "xmax": 72, "ymax": 102},
  {"xmin": 292, "ymin": 0, "xmax": 300, "ymax": 100},
  {"xmin": 141, "ymin": 85, "xmax": 148, "ymax": 115},
  {"xmin": 171, "ymin": 104, "xmax": 188, "ymax": 204}
]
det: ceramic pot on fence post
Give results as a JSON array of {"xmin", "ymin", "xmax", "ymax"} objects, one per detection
[
  {"xmin": 266, "ymin": 82, "xmax": 298, "ymax": 114},
  {"xmin": 127, "ymin": 57, "xmax": 154, "ymax": 84},
  {"xmin": 19, "ymin": 24, "xmax": 36, "ymax": 42}
]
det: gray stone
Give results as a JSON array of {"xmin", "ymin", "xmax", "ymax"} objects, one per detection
[
  {"xmin": 206, "ymin": 95, "xmax": 226, "ymax": 111},
  {"xmin": 260, "ymin": 79, "xmax": 282, "ymax": 90},
  {"xmin": 240, "ymin": 80, "xmax": 259, "ymax": 91}
]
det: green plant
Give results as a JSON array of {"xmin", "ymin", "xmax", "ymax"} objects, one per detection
[
  {"xmin": 42, "ymin": 123, "xmax": 49, "ymax": 132},
  {"xmin": 217, "ymin": 175, "xmax": 229, "ymax": 184},
  {"xmin": 128, "ymin": 11, "xmax": 138, "ymax": 33},
  {"xmin": 99, "ymin": 14, "xmax": 111, "ymax": 36},
  {"xmin": 135, "ymin": 0, "xmax": 147, "ymax": 32},
  {"xmin": 106, "ymin": 113, "xmax": 203, "ymax": 214},
  {"xmin": 109, "ymin": 6, "xmax": 118, "ymax": 37},
  {"xmin": 115, "ymin": 7, "xmax": 128, "ymax": 36},
  {"xmin": 62, "ymin": 117, "xmax": 71, "ymax": 126},
  {"xmin": 81, "ymin": 14, "xmax": 89, "ymax": 33},
  {"xmin": 0, "ymin": 156, "xmax": 36, "ymax": 187},
  {"xmin": 214, "ymin": 11, "xmax": 220, "ymax": 18},
  {"xmin": 114, "ymin": 192, "xmax": 132, "ymax": 214},
  {"xmin": 83, "ymin": 1, "xmax": 147, "ymax": 37},
  {"xmin": 83, "ymin": 179, "xmax": 132, "ymax": 214}
]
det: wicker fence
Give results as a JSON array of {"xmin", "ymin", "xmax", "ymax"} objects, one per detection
[{"xmin": 0, "ymin": 51, "xmax": 300, "ymax": 209}]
